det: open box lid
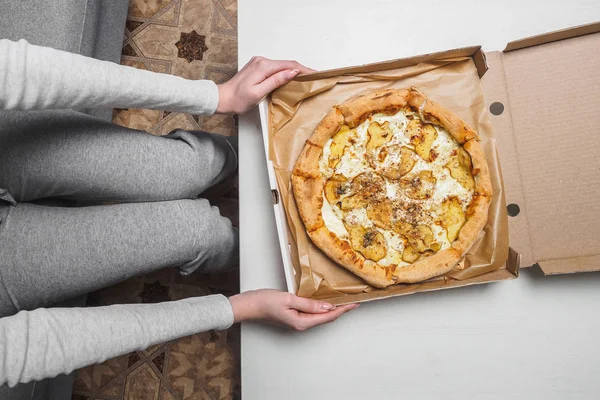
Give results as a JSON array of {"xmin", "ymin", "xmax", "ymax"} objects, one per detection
[{"xmin": 481, "ymin": 21, "xmax": 600, "ymax": 274}]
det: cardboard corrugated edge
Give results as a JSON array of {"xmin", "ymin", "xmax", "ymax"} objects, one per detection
[
  {"xmin": 259, "ymin": 46, "xmax": 520, "ymax": 299},
  {"xmin": 295, "ymin": 46, "xmax": 488, "ymax": 81},
  {"xmin": 482, "ymin": 22, "xmax": 600, "ymax": 275},
  {"xmin": 258, "ymin": 100, "xmax": 298, "ymax": 294},
  {"xmin": 504, "ymin": 21, "xmax": 600, "ymax": 52}
]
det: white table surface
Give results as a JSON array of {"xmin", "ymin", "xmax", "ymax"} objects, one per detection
[{"xmin": 238, "ymin": 2, "xmax": 600, "ymax": 399}]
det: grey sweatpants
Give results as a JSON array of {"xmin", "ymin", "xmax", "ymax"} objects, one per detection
[{"xmin": 0, "ymin": 110, "xmax": 238, "ymax": 318}]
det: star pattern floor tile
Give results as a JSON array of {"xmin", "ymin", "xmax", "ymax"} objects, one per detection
[{"xmin": 72, "ymin": 0, "xmax": 240, "ymax": 399}]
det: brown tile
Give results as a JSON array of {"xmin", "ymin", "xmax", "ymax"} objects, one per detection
[
  {"xmin": 176, "ymin": 30, "xmax": 209, "ymax": 62},
  {"xmin": 218, "ymin": 0, "xmax": 237, "ymax": 22},
  {"xmin": 151, "ymin": 113, "xmax": 200, "ymax": 136},
  {"xmin": 122, "ymin": 44, "xmax": 138, "ymax": 57},
  {"xmin": 211, "ymin": 6, "xmax": 235, "ymax": 36},
  {"xmin": 86, "ymin": 277, "xmax": 144, "ymax": 306},
  {"xmin": 168, "ymin": 282, "xmax": 213, "ymax": 301},
  {"xmin": 203, "ymin": 66, "xmax": 236, "ymax": 84},
  {"xmin": 99, "ymin": 376, "xmax": 126, "ymax": 399},
  {"xmin": 73, "ymin": 354, "xmax": 129, "ymax": 394},
  {"xmin": 140, "ymin": 281, "xmax": 172, "ymax": 303},
  {"xmin": 149, "ymin": 61, "xmax": 172, "ymax": 74},
  {"xmin": 171, "ymin": 58, "xmax": 206, "ymax": 80},
  {"xmin": 159, "ymin": 386, "xmax": 179, "ymax": 400},
  {"xmin": 128, "ymin": 0, "xmax": 174, "ymax": 19},
  {"xmin": 113, "ymin": 108, "xmax": 161, "ymax": 132},
  {"xmin": 165, "ymin": 331, "xmax": 236, "ymax": 400},
  {"xmin": 179, "ymin": 0, "xmax": 214, "ymax": 31},
  {"xmin": 206, "ymin": 35, "xmax": 237, "ymax": 66},
  {"xmin": 124, "ymin": 363, "xmax": 162, "ymax": 400},
  {"xmin": 200, "ymin": 114, "xmax": 237, "ymax": 137},
  {"xmin": 121, "ymin": 59, "xmax": 151, "ymax": 71},
  {"xmin": 134, "ymin": 25, "xmax": 181, "ymax": 60},
  {"xmin": 208, "ymin": 197, "xmax": 238, "ymax": 228},
  {"xmin": 143, "ymin": 343, "xmax": 168, "ymax": 357},
  {"xmin": 126, "ymin": 20, "xmax": 145, "ymax": 33},
  {"xmin": 151, "ymin": 351, "xmax": 167, "ymax": 373},
  {"xmin": 141, "ymin": 267, "xmax": 180, "ymax": 287},
  {"xmin": 171, "ymin": 269, "xmax": 239, "ymax": 294},
  {"xmin": 171, "ymin": 271, "xmax": 209, "ymax": 288},
  {"xmin": 154, "ymin": 3, "xmax": 180, "ymax": 25},
  {"xmin": 226, "ymin": 325, "xmax": 240, "ymax": 365},
  {"xmin": 128, "ymin": 352, "xmax": 142, "ymax": 368}
]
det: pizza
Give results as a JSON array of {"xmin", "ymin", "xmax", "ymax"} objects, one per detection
[{"xmin": 291, "ymin": 88, "xmax": 492, "ymax": 288}]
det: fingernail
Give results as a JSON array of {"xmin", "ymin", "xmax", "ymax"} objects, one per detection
[
  {"xmin": 352, "ymin": 303, "xmax": 360, "ymax": 309},
  {"xmin": 289, "ymin": 69, "xmax": 300, "ymax": 76},
  {"xmin": 320, "ymin": 302, "xmax": 335, "ymax": 310}
]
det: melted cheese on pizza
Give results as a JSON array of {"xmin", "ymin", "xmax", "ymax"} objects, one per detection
[{"xmin": 319, "ymin": 108, "xmax": 475, "ymax": 268}]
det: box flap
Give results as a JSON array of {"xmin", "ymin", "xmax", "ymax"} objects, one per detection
[
  {"xmin": 538, "ymin": 254, "xmax": 600, "ymax": 275},
  {"xmin": 481, "ymin": 52, "xmax": 535, "ymax": 268},
  {"xmin": 504, "ymin": 21, "xmax": 600, "ymax": 52},
  {"xmin": 296, "ymin": 46, "xmax": 488, "ymax": 80},
  {"xmin": 506, "ymin": 247, "xmax": 521, "ymax": 277},
  {"xmin": 483, "ymin": 26, "xmax": 600, "ymax": 275}
]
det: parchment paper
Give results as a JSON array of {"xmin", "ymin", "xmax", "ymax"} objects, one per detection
[{"xmin": 268, "ymin": 57, "xmax": 510, "ymax": 303}]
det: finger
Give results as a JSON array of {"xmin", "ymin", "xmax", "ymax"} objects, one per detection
[
  {"xmin": 296, "ymin": 304, "xmax": 359, "ymax": 331},
  {"xmin": 251, "ymin": 59, "xmax": 314, "ymax": 80},
  {"xmin": 300, "ymin": 304, "xmax": 358, "ymax": 329},
  {"xmin": 292, "ymin": 63, "xmax": 315, "ymax": 74},
  {"xmin": 254, "ymin": 68, "xmax": 299, "ymax": 97},
  {"xmin": 238, "ymin": 55, "xmax": 261, "ymax": 73},
  {"xmin": 302, "ymin": 66, "xmax": 318, "ymax": 74},
  {"xmin": 289, "ymin": 295, "xmax": 336, "ymax": 314}
]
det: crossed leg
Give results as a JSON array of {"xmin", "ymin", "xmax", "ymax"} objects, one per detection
[{"xmin": 0, "ymin": 110, "xmax": 238, "ymax": 317}]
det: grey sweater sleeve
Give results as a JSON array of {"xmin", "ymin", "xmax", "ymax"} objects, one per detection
[
  {"xmin": 0, "ymin": 39, "xmax": 232, "ymax": 387},
  {"xmin": 0, "ymin": 295, "xmax": 234, "ymax": 387},
  {"xmin": 0, "ymin": 39, "xmax": 219, "ymax": 114}
]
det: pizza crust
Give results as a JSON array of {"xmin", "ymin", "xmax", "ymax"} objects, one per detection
[
  {"xmin": 308, "ymin": 107, "xmax": 345, "ymax": 148},
  {"xmin": 293, "ymin": 142, "xmax": 322, "ymax": 179},
  {"xmin": 452, "ymin": 195, "xmax": 491, "ymax": 256},
  {"xmin": 291, "ymin": 175, "xmax": 325, "ymax": 232},
  {"xmin": 463, "ymin": 139, "xmax": 493, "ymax": 197},
  {"xmin": 408, "ymin": 88, "xmax": 478, "ymax": 144},
  {"xmin": 392, "ymin": 248, "xmax": 462, "ymax": 284},
  {"xmin": 292, "ymin": 88, "xmax": 492, "ymax": 288},
  {"xmin": 338, "ymin": 89, "xmax": 410, "ymax": 128}
]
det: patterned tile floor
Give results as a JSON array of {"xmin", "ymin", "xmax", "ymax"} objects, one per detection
[{"xmin": 72, "ymin": 0, "xmax": 240, "ymax": 399}]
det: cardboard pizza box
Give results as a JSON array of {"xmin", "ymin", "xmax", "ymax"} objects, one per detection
[
  {"xmin": 258, "ymin": 20, "xmax": 600, "ymax": 298},
  {"xmin": 480, "ymin": 21, "xmax": 600, "ymax": 275}
]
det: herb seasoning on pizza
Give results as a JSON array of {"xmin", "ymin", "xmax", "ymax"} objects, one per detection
[{"xmin": 292, "ymin": 88, "xmax": 492, "ymax": 288}]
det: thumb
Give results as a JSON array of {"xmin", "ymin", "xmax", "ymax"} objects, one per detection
[
  {"xmin": 289, "ymin": 295, "xmax": 336, "ymax": 314},
  {"xmin": 255, "ymin": 68, "xmax": 299, "ymax": 96}
]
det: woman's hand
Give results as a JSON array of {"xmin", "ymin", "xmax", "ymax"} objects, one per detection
[
  {"xmin": 229, "ymin": 289, "xmax": 359, "ymax": 331},
  {"xmin": 216, "ymin": 57, "xmax": 315, "ymax": 115}
]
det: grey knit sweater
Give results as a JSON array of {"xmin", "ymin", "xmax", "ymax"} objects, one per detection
[{"xmin": 0, "ymin": 39, "xmax": 235, "ymax": 387}]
